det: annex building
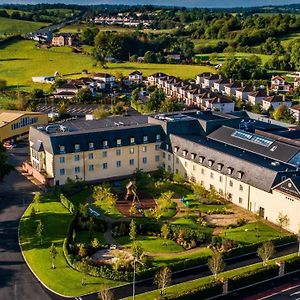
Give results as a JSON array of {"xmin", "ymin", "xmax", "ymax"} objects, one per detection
[
  {"xmin": 27, "ymin": 110, "xmax": 300, "ymax": 233},
  {"xmin": 0, "ymin": 110, "xmax": 48, "ymax": 142}
]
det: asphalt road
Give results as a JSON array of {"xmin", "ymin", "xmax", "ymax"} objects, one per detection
[{"xmin": 0, "ymin": 143, "xmax": 62, "ymax": 300}]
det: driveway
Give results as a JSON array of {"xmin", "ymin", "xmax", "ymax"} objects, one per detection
[{"xmin": 0, "ymin": 143, "xmax": 62, "ymax": 300}]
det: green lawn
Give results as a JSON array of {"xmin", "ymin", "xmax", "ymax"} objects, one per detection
[
  {"xmin": 0, "ymin": 17, "xmax": 47, "ymax": 38},
  {"xmin": 196, "ymin": 52, "xmax": 272, "ymax": 65},
  {"xmin": 171, "ymin": 217, "xmax": 199, "ymax": 229},
  {"xmin": 74, "ymin": 230, "xmax": 106, "ymax": 245},
  {"xmin": 116, "ymin": 235, "xmax": 184, "ymax": 253},
  {"xmin": 68, "ymin": 189, "xmax": 91, "ymax": 207},
  {"xmin": 19, "ymin": 193, "xmax": 123, "ymax": 296},
  {"xmin": 279, "ymin": 31, "xmax": 300, "ymax": 49},
  {"xmin": 183, "ymin": 194, "xmax": 228, "ymax": 212},
  {"xmin": 0, "ymin": 40, "xmax": 214, "ymax": 91},
  {"xmin": 220, "ymin": 222, "xmax": 286, "ymax": 245},
  {"xmin": 126, "ymin": 253, "xmax": 298, "ymax": 300}
]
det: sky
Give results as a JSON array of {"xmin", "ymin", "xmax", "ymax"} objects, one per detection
[{"xmin": 1, "ymin": 0, "xmax": 300, "ymax": 8}]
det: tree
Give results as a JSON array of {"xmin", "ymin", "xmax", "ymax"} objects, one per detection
[
  {"xmin": 93, "ymin": 185, "xmax": 117, "ymax": 213},
  {"xmin": 161, "ymin": 224, "xmax": 170, "ymax": 245},
  {"xmin": 93, "ymin": 31, "xmax": 111, "ymax": 67},
  {"xmin": 146, "ymin": 88, "xmax": 165, "ymax": 112},
  {"xmin": 132, "ymin": 242, "xmax": 144, "ymax": 260},
  {"xmin": 159, "ymin": 97, "xmax": 184, "ymax": 113},
  {"xmin": 75, "ymin": 89, "xmax": 93, "ymax": 103},
  {"xmin": 144, "ymin": 51, "xmax": 157, "ymax": 63},
  {"xmin": 208, "ymin": 248, "xmax": 225, "ymax": 279},
  {"xmin": 33, "ymin": 192, "xmax": 41, "ymax": 212},
  {"xmin": 276, "ymin": 212, "xmax": 290, "ymax": 233},
  {"xmin": 80, "ymin": 27, "xmax": 99, "ymax": 46},
  {"xmin": 78, "ymin": 258, "xmax": 89, "ymax": 285},
  {"xmin": 92, "ymin": 238, "xmax": 101, "ymax": 249},
  {"xmin": 49, "ymin": 243, "xmax": 58, "ymax": 269},
  {"xmin": 273, "ymin": 104, "xmax": 290, "ymax": 121},
  {"xmin": 129, "ymin": 219, "xmax": 137, "ymax": 241},
  {"xmin": 192, "ymin": 183, "xmax": 207, "ymax": 200},
  {"xmin": 36, "ymin": 220, "xmax": 44, "ymax": 246},
  {"xmin": 79, "ymin": 243, "xmax": 88, "ymax": 258},
  {"xmin": 98, "ymin": 289, "xmax": 114, "ymax": 300},
  {"xmin": 154, "ymin": 267, "xmax": 171, "ymax": 296},
  {"xmin": 257, "ymin": 241, "xmax": 275, "ymax": 266},
  {"xmin": 0, "ymin": 144, "xmax": 13, "ymax": 181},
  {"xmin": 93, "ymin": 105, "xmax": 109, "ymax": 120},
  {"xmin": 79, "ymin": 203, "xmax": 89, "ymax": 218}
]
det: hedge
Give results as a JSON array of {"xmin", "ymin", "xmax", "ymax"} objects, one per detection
[
  {"xmin": 285, "ymin": 256, "xmax": 300, "ymax": 273},
  {"xmin": 60, "ymin": 193, "xmax": 77, "ymax": 214}
]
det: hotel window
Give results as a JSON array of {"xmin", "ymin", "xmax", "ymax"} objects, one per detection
[
  {"xmin": 166, "ymin": 144, "xmax": 169, "ymax": 151},
  {"xmin": 116, "ymin": 149, "xmax": 121, "ymax": 156},
  {"xmin": 219, "ymin": 176, "xmax": 223, "ymax": 183},
  {"xmin": 217, "ymin": 163, "xmax": 223, "ymax": 171},
  {"xmin": 174, "ymin": 146, "xmax": 179, "ymax": 153},
  {"xmin": 59, "ymin": 157, "xmax": 65, "ymax": 163},
  {"xmin": 237, "ymin": 171, "xmax": 244, "ymax": 179},
  {"xmin": 116, "ymin": 139, "xmax": 122, "ymax": 146},
  {"xmin": 210, "ymin": 172, "xmax": 214, "ymax": 179},
  {"xmin": 168, "ymin": 154, "xmax": 171, "ymax": 161},
  {"xmin": 130, "ymin": 137, "xmax": 135, "ymax": 144},
  {"xmin": 163, "ymin": 152, "xmax": 166, "ymax": 159},
  {"xmin": 227, "ymin": 167, "xmax": 234, "ymax": 175},
  {"xmin": 130, "ymin": 147, "xmax": 135, "ymax": 154},
  {"xmin": 142, "ymin": 146, "xmax": 147, "ymax": 152},
  {"xmin": 239, "ymin": 197, "xmax": 243, "ymax": 204},
  {"xmin": 156, "ymin": 134, "xmax": 161, "ymax": 141},
  {"xmin": 199, "ymin": 156, "xmax": 205, "ymax": 163},
  {"xmin": 143, "ymin": 135, "xmax": 148, "ymax": 143},
  {"xmin": 176, "ymin": 157, "xmax": 179, "ymax": 164},
  {"xmin": 74, "ymin": 144, "xmax": 80, "ymax": 152},
  {"xmin": 130, "ymin": 159, "xmax": 135, "ymax": 166},
  {"xmin": 103, "ymin": 140, "xmax": 108, "ymax": 147},
  {"xmin": 59, "ymin": 145, "xmax": 65, "ymax": 154},
  {"xmin": 155, "ymin": 144, "xmax": 160, "ymax": 151},
  {"xmin": 201, "ymin": 168, "xmax": 204, "ymax": 175},
  {"xmin": 191, "ymin": 153, "xmax": 196, "ymax": 160},
  {"xmin": 59, "ymin": 168, "xmax": 65, "ymax": 176},
  {"xmin": 183, "ymin": 150, "xmax": 188, "ymax": 157},
  {"xmin": 219, "ymin": 189, "xmax": 223, "ymax": 195},
  {"xmin": 239, "ymin": 184, "xmax": 243, "ymax": 191},
  {"xmin": 229, "ymin": 180, "xmax": 233, "ymax": 187},
  {"xmin": 89, "ymin": 142, "xmax": 94, "ymax": 150},
  {"xmin": 228, "ymin": 193, "xmax": 232, "ymax": 200},
  {"xmin": 74, "ymin": 154, "xmax": 80, "ymax": 161},
  {"xmin": 74, "ymin": 166, "xmax": 80, "ymax": 174},
  {"xmin": 208, "ymin": 160, "xmax": 214, "ymax": 167},
  {"xmin": 193, "ymin": 165, "xmax": 196, "ymax": 171},
  {"xmin": 103, "ymin": 163, "xmax": 108, "ymax": 169},
  {"xmin": 116, "ymin": 161, "xmax": 121, "ymax": 168},
  {"xmin": 155, "ymin": 155, "xmax": 160, "ymax": 162},
  {"xmin": 142, "ymin": 157, "xmax": 147, "ymax": 164},
  {"xmin": 184, "ymin": 161, "xmax": 187, "ymax": 167},
  {"xmin": 88, "ymin": 153, "xmax": 94, "ymax": 160},
  {"xmin": 103, "ymin": 151, "xmax": 107, "ymax": 158},
  {"xmin": 89, "ymin": 165, "xmax": 94, "ymax": 172}
]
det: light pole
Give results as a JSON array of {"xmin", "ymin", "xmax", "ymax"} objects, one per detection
[{"xmin": 132, "ymin": 255, "xmax": 144, "ymax": 299}]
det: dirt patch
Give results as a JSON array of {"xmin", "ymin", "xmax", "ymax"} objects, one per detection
[
  {"xmin": 91, "ymin": 248, "xmax": 133, "ymax": 265},
  {"xmin": 116, "ymin": 191, "xmax": 156, "ymax": 217}
]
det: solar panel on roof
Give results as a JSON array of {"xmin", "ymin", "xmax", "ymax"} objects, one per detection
[{"xmin": 232, "ymin": 129, "xmax": 274, "ymax": 147}]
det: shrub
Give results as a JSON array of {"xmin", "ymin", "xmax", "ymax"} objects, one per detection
[{"xmin": 60, "ymin": 193, "xmax": 77, "ymax": 214}]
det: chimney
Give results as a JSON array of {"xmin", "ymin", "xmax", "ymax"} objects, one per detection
[
  {"xmin": 267, "ymin": 86, "xmax": 270, "ymax": 97},
  {"xmin": 241, "ymin": 82, "xmax": 244, "ymax": 87},
  {"xmin": 283, "ymin": 95, "xmax": 286, "ymax": 101}
]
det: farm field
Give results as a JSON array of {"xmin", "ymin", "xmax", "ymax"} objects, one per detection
[
  {"xmin": 0, "ymin": 40, "xmax": 214, "ymax": 91},
  {"xmin": 0, "ymin": 17, "xmax": 47, "ymax": 38}
]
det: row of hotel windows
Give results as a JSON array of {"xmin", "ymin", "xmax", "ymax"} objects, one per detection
[
  {"xmin": 11, "ymin": 117, "xmax": 39, "ymax": 130},
  {"xmin": 59, "ymin": 135, "xmax": 161, "ymax": 154},
  {"xmin": 59, "ymin": 145, "xmax": 160, "ymax": 163},
  {"xmin": 59, "ymin": 156, "xmax": 160, "ymax": 175}
]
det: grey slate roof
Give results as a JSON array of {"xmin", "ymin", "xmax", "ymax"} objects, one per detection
[
  {"xmin": 208, "ymin": 126, "xmax": 300, "ymax": 164},
  {"xmin": 168, "ymin": 134, "xmax": 300, "ymax": 192}
]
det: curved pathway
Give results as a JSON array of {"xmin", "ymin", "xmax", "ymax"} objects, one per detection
[{"xmin": 0, "ymin": 145, "xmax": 63, "ymax": 300}]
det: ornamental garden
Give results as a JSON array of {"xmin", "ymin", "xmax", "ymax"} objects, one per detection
[{"xmin": 19, "ymin": 168, "xmax": 294, "ymax": 297}]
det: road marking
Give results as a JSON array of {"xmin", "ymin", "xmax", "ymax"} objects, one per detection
[
  {"xmin": 258, "ymin": 284, "xmax": 300, "ymax": 299},
  {"xmin": 291, "ymin": 290, "xmax": 300, "ymax": 296}
]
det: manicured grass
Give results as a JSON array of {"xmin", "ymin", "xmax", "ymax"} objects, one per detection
[
  {"xmin": 74, "ymin": 230, "xmax": 106, "ymax": 245},
  {"xmin": 171, "ymin": 217, "xmax": 199, "ymax": 229},
  {"xmin": 0, "ymin": 40, "xmax": 214, "ymax": 90},
  {"xmin": 19, "ymin": 193, "xmax": 123, "ymax": 296},
  {"xmin": 0, "ymin": 17, "xmax": 47, "ymax": 38},
  {"xmin": 196, "ymin": 52, "xmax": 272, "ymax": 65},
  {"xmin": 116, "ymin": 235, "xmax": 184, "ymax": 253},
  {"xmin": 68, "ymin": 188, "xmax": 91, "ymax": 207},
  {"xmin": 126, "ymin": 252, "xmax": 298, "ymax": 300},
  {"xmin": 183, "ymin": 194, "xmax": 228, "ymax": 212},
  {"xmin": 220, "ymin": 222, "xmax": 286, "ymax": 245},
  {"xmin": 92, "ymin": 200, "xmax": 122, "ymax": 219}
]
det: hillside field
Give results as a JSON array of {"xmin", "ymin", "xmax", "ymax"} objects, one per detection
[{"xmin": 0, "ymin": 40, "xmax": 214, "ymax": 90}]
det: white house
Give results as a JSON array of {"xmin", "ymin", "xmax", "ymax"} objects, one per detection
[
  {"xmin": 224, "ymin": 81, "xmax": 243, "ymax": 97},
  {"xmin": 204, "ymin": 96, "xmax": 235, "ymax": 113},
  {"xmin": 271, "ymin": 75, "xmax": 291, "ymax": 93},
  {"xmin": 236, "ymin": 85, "xmax": 253, "ymax": 101},
  {"xmin": 92, "ymin": 73, "xmax": 115, "ymax": 88},
  {"xmin": 262, "ymin": 95, "xmax": 292, "ymax": 111},
  {"xmin": 129, "ymin": 71, "xmax": 143, "ymax": 84},
  {"xmin": 212, "ymin": 78, "xmax": 230, "ymax": 93},
  {"xmin": 248, "ymin": 89, "xmax": 268, "ymax": 106},
  {"xmin": 290, "ymin": 104, "xmax": 300, "ymax": 122},
  {"xmin": 294, "ymin": 78, "xmax": 300, "ymax": 90}
]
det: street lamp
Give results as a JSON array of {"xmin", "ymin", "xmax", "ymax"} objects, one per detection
[{"xmin": 132, "ymin": 256, "xmax": 144, "ymax": 300}]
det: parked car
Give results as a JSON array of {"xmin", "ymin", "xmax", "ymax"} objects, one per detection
[{"xmin": 3, "ymin": 142, "xmax": 16, "ymax": 149}]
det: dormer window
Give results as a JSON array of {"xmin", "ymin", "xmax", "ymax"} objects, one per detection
[
  {"xmin": 116, "ymin": 138, "xmax": 122, "ymax": 146},
  {"xmin": 174, "ymin": 146, "xmax": 179, "ymax": 153},
  {"xmin": 217, "ymin": 163, "xmax": 223, "ymax": 171},
  {"xmin": 208, "ymin": 159, "xmax": 214, "ymax": 167},
  {"xmin": 89, "ymin": 142, "xmax": 94, "ymax": 150},
  {"xmin": 59, "ymin": 145, "xmax": 65, "ymax": 154},
  {"xmin": 237, "ymin": 171, "xmax": 244, "ymax": 179},
  {"xmin": 227, "ymin": 167, "xmax": 234, "ymax": 175},
  {"xmin": 191, "ymin": 153, "xmax": 196, "ymax": 160},
  {"xmin": 130, "ymin": 137, "xmax": 135, "ymax": 144},
  {"xmin": 103, "ymin": 140, "xmax": 108, "ymax": 148},
  {"xmin": 143, "ymin": 135, "xmax": 148, "ymax": 143},
  {"xmin": 199, "ymin": 156, "xmax": 205, "ymax": 163},
  {"xmin": 183, "ymin": 150, "xmax": 188, "ymax": 157},
  {"xmin": 74, "ymin": 144, "xmax": 80, "ymax": 152},
  {"xmin": 156, "ymin": 134, "xmax": 161, "ymax": 141}
]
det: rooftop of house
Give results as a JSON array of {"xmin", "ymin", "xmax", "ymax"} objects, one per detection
[
  {"xmin": 263, "ymin": 95, "xmax": 290, "ymax": 103},
  {"xmin": 249, "ymin": 89, "xmax": 269, "ymax": 98},
  {"xmin": 0, "ymin": 110, "xmax": 44, "ymax": 128}
]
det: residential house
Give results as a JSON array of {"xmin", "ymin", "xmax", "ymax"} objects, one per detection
[
  {"xmin": 202, "ymin": 74, "xmax": 222, "ymax": 89},
  {"xmin": 164, "ymin": 52, "xmax": 181, "ymax": 61},
  {"xmin": 294, "ymin": 78, "xmax": 300, "ymax": 90},
  {"xmin": 204, "ymin": 96, "xmax": 235, "ymax": 113},
  {"xmin": 290, "ymin": 104, "xmax": 300, "ymax": 122},
  {"xmin": 212, "ymin": 78, "xmax": 231, "ymax": 93},
  {"xmin": 128, "ymin": 71, "xmax": 143, "ymax": 84},
  {"xmin": 271, "ymin": 75, "xmax": 291, "ymax": 93},
  {"xmin": 92, "ymin": 73, "xmax": 115, "ymax": 89},
  {"xmin": 51, "ymin": 33, "xmax": 75, "ymax": 47},
  {"xmin": 196, "ymin": 73, "xmax": 213, "ymax": 85},
  {"xmin": 248, "ymin": 89, "xmax": 269, "ymax": 106},
  {"xmin": 147, "ymin": 73, "xmax": 167, "ymax": 86},
  {"xmin": 236, "ymin": 85, "xmax": 254, "ymax": 101},
  {"xmin": 262, "ymin": 95, "xmax": 292, "ymax": 112},
  {"xmin": 224, "ymin": 82, "xmax": 243, "ymax": 97}
]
